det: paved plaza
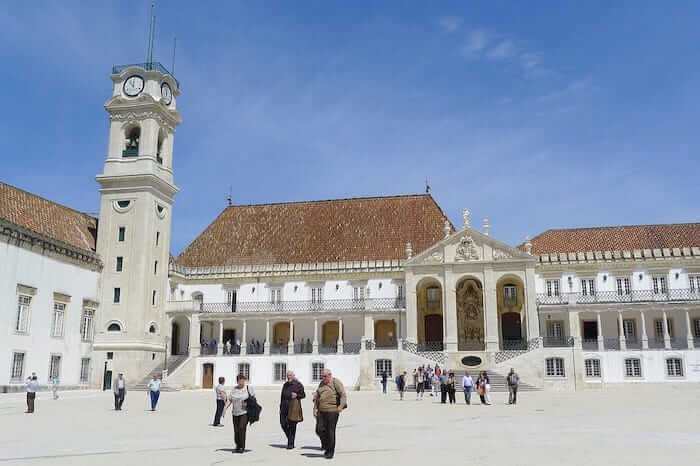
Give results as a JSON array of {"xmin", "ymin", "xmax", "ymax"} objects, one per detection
[{"xmin": 1, "ymin": 385, "xmax": 698, "ymax": 465}]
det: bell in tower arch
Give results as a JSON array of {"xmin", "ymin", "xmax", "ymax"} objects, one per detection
[{"xmin": 123, "ymin": 126, "xmax": 140, "ymax": 157}]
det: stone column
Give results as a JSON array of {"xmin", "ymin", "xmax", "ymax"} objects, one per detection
[
  {"xmin": 685, "ymin": 309, "xmax": 695, "ymax": 350},
  {"xmin": 524, "ymin": 266, "xmax": 541, "ymax": 339},
  {"xmin": 484, "ymin": 267, "xmax": 499, "ymax": 352},
  {"xmin": 662, "ymin": 310, "xmax": 671, "ymax": 349},
  {"xmin": 596, "ymin": 311, "xmax": 604, "ymax": 351},
  {"xmin": 444, "ymin": 271, "xmax": 458, "ymax": 352},
  {"xmin": 217, "ymin": 320, "xmax": 224, "ymax": 356},
  {"xmin": 264, "ymin": 320, "xmax": 271, "ymax": 355},
  {"xmin": 568, "ymin": 310, "xmax": 581, "ymax": 349},
  {"xmin": 337, "ymin": 318, "xmax": 344, "ymax": 353},
  {"xmin": 240, "ymin": 320, "xmax": 247, "ymax": 355},
  {"xmin": 363, "ymin": 314, "xmax": 375, "ymax": 342},
  {"xmin": 313, "ymin": 319, "xmax": 319, "ymax": 354},
  {"xmin": 640, "ymin": 310, "xmax": 648, "ymax": 350},
  {"xmin": 405, "ymin": 271, "xmax": 418, "ymax": 343},
  {"xmin": 618, "ymin": 311, "xmax": 626, "ymax": 351},
  {"xmin": 288, "ymin": 320, "xmax": 295, "ymax": 354},
  {"xmin": 189, "ymin": 313, "xmax": 201, "ymax": 357}
]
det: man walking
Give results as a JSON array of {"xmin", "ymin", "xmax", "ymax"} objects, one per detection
[
  {"xmin": 25, "ymin": 372, "xmax": 39, "ymax": 413},
  {"xmin": 462, "ymin": 371, "xmax": 473, "ymax": 405},
  {"xmin": 112, "ymin": 372, "xmax": 127, "ymax": 410},
  {"xmin": 212, "ymin": 376, "xmax": 226, "ymax": 426},
  {"xmin": 507, "ymin": 368, "xmax": 520, "ymax": 405},
  {"xmin": 439, "ymin": 370, "xmax": 448, "ymax": 404},
  {"xmin": 147, "ymin": 374, "xmax": 161, "ymax": 411},
  {"xmin": 314, "ymin": 369, "xmax": 347, "ymax": 459}
]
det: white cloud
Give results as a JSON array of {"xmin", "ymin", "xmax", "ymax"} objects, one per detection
[
  {"xmin": 461, "ymin": 29, "xmax": 489, "ymax": 59},
  {"xmin": 439, "ymin": 16, "xmax": 462, "ymax": 33},
  {"xmin": 520, "ymin": 52, "xmax": 543, "ymax": 70},
  {"xmin": 486, "ymin": 40, "xmax": 515, "ymax": 60}
]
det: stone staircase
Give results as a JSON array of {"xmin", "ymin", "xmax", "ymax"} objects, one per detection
[
  {"xmin": 131, "ymin": 355, "xmax": 188, "ymax": 391},
  {"xmin": 406, "ymin": 370, "xmax": 539, "ymax": 393}
]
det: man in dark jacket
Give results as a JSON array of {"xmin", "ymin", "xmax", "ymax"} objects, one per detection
[{"xmin": 280, "ymin": 371, "xmax": 306, "ymax": 449}]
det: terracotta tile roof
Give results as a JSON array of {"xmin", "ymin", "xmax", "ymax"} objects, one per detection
[
  {"xmin": 0, "ymin": 181, "xmax": 97, "ymax": 253},
  {"xmin": 175, "ymin": 194, "xmax": 452, "ymax": 267},
  {"xmin": 524, "ymin": 223, "xmax": 700, "ymax": 255}
]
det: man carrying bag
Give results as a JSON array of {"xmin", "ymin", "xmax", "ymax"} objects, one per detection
[{"xmin": 313, "ymin": 368, "xmax": 347, "ymax": 459}]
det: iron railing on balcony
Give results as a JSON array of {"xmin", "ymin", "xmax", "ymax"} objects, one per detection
[
  {"xmin": 112, "ymin": 62, "xmax": 179, "ymax": 86},
  {"xmin": 373, "ymin": 341, "xmax": 399, "ymax": 350},
  {"xmin": 582, "ymin": 338, "xmax": 599, "ymax": 350},
  {"xmin": 604, "ymin": 338, "xmax": 620, "ymax": 350},
  {"xmin": 501, "ymin": 339, "xmax": 527, "ymax": 350},
  {"xmin": 200, "ymin": 344, "xmax": 217, "ymax": 355},
  {"xmin": 625, "ymin": 338, "xmax": 642, "ymax": 350},
  {"xmin": 222, "ymin": 344, "xmax": 241, "ymax": 355},
  {"xmin": 537, "ymin": 289, "xmax": 700, "ymax": 305},
  {"xmin": 270, "ymin": 344, "xmax": 289, "ymax": 355},
  {"xmin": 343, "ymin": 342, "xmax": 361, "ymax": 354},
  {"xmin": 319, "ymin": 344, "xmax": 338, "ymax": 354},
  {"xmin": 199, "ymin": 298, "xmax": 405, "ymax": 314},
  {"xmin": 293, "ymin": 343, "xmax": 313, "ymax": 354},
  {"xmin": 542, "ymin": 336, "xmax": 574, "ymax": 348},
  {"xmin": 458, "ymin": 341, "xmax": 486, "ymax": 351},
  {"xmin": 417, "ymin": 341, "xmax": 444, "ymax": 352}
]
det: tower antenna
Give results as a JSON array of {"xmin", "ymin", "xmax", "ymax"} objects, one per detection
[
  {"xmin": 146, "ymin": 1, "xmax": 156, "ymax": 65},
  {"xmin": 425, "ymin": 178, "xmax": 431, "ymax": 194},
  {"xmin": 227, "ymin": 186, "xmax": 233, "ymax": 207},
  {"xmin": 171, "ymin": 36, "xmax": 177, "ymax": 74}
]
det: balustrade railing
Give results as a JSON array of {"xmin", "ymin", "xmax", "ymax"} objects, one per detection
[
  {"xmin": 537, "ymin": 289, "xmax": 700, "ymax": 305},
  {"xmin": 373, "ymin": 341, "xmax": 399, "ymax": 350},
  {"xmin": 604, "ymin": 338, "xmax": 620, "ymax": 350},
  {"xmin": 458, "ymin": 341, "xmax": 486, "ymax": 351},
  {"xmin": 582, "ymin": 338, "xmax": 599, "ymax": 350},
  {"xmin": 542, "ymin": 336, "xmax": 574, "ymax": 348},
  {"xmin": 417, "ymin": 341, "xmax": 444, "ymax": 352},
  {"xmin": 319, "ymin": 344, "xmax": 338, "ymax": 354},
  {"xmin": 270, "ymin": 344, "xmax": 288, "ymax": 355},
  {"xmin": 198, "ymin": 298, "xmax": 406, "ymax": 314},
  {"xmin": 625, "ymin": 338, "xmax": 642, "ymax": 350},
  {"xmin": 343, "ymin": 342, "xmax": 361, "ymax": 354},
  {"xmin": 200, "ymin": 345, "xmax": 217, "ymax": 355},
  {"xmin": 293, "ymin": 343, "xmax": 313, "ymax": 354}
]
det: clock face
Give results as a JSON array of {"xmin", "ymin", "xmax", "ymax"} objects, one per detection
[
  {"xmin": 123, "ymin": 75, "xmax": 144, "ymax": 97},
  {"xmin": 161, "ymin": 82, "xmax": 172, "ymax": 105}
]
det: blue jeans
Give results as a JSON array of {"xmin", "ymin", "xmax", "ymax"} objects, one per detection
[
  {"xmin": 150, "ymin": 391, "xmax": 160, "ymax": 410},
  {"xmin": 463, "ymin": 386, "xmax": 472, "ymax": 405},
  {"xmin": 382, "ymin": 381, "xmax": 387, "ymax": 393}
]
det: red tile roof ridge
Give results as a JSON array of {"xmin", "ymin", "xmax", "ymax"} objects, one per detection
[
  {"xmin": 533, "ymin": 222, "xmax": 700, "ymax": 236},
  {"xmin": 227, "ymin": 192, "xmax": 438, "ymax": 209},
  {"xmin": 0, "ymin": 181, "xmax": 97, "ymax": 221}
]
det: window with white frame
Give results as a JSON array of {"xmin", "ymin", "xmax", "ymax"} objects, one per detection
[
  {"xmin": 270, "ymin": 288, "xmax": 282, "ymax": 304},
  {"xmin": 689, "ymin": 275, "xmax": 700, "ymax": 293},
  {"xmin": 48, "ymin": 354, "xmax": 61, "ymax": 380},
  {"xmin": 152, "ymin": 290, "xmax": 157, "ymax": 306},
  {"xmin": 273, "ymin": 362, "xmax": 287, "ymax": 382},
  {"xmin": 624, "ymin": 358, "xmax": 642, "ymax": 377},
  {"xmin": 616, "ymin": 277, "xmax": 631, "ymax": 295},
  {"xmin": 545, "ymin": 357, "xmax": 565, "ymax": 377},
  {"xmin": 546, "ymin": 280, "xmax": 560, "ymax": 297},
  {"xmin": 312, "ymin": 362, "xmax": 325, "ymax": 382},
  {"xmin": 581, "ymin": 278, "xmax": 595, "ymax": 296},
  {"xmin": 375, "ymin": 359, "xmax": 392, "ymax": 378},
  {"xmin": 654, "ymin": 318, "xmax": 674, "ymax": 340},
  {"xmin": 547, "ymin": 321, "xmax": 563, "ymax": 338},
  {"xmin": 227, "ymin": 290, "xmax": 237, "ymax": 311},
  {"xmin": 311, "ymin": 287, "xmax": 323, "ymax": 304},
  {"xmin": 584, "ymin": 359, "xmax": 601, "ymax": 378},
  {"xmin": 80, "ymin": 309, "xmax": 95, "ymax": 342},
  {"xmin": 118, "ymin": 226, "xmax": 125, "ymax": 242},
  {"xmin": 652, "ymin": 276, "xmax": 668, "ymax": 295},
  {"xmin": 396, "ymin": 284, "xmax": 405, "ymax": 300},
  {"xmin": 15, "ymin": 294, "xmax": 31, "ymax": 334},
  {"xmin": 237, "ymin": 363, "xmax": 250, "ymax": 379},
  {"xmin": 665, "ymin": 358, "xmax": 683, "ymax": 377},
  {"xmin": 80, "ymin": 358, "xmax": 90, "ymax": 383},
  {"xmin": 623, "ymin": 319, "xmax": 636, "ymax": 339},
  {"xmin": 503, "ymin": 285, "xmax": 517, "ymax": 306},
  {"xmin": 694, "ymin": 319, "xmax": 700, "ymax": 337},
  {"xmin": 51, "ymin": 303, "xmax": 66, "ymax": 337},
  {"xmin": 353, "ymin": 286, "xmax": 366, "ymax": 302},
  {"xmin": 10, "ymin": 352, "xmax": 25, "ymax": 381}
]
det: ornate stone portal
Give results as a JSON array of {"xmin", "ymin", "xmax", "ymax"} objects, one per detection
[{"xmin": 456, "ymin": 278, "xmax": 484, "ymax": 347}]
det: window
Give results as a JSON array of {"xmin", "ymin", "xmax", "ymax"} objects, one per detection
[
  {"xmin": 616, "ymin": 277, "xmax": 631, "ymax": 296},
  {"xmin": 545, "ymin": 357, "xmax": 565, "ymax": 377},
  {"xmin": 581, "ymin": 279, "xmax": 595, "ymax": 296},
  {"xmin": 694, "ymin": 319, "xmax": 700, "ymax": 338},
  {"xmin": 622, "ymin": 319, "xmax": 636, "ymax": 339},
  {"xmin": 624, "ymin": 358, "xmax": 642, "ymax": 377},
  {"xmin": 654, "ymin": 318, "xmax": 674, "ymax": 339},
  {"xmin": 546, "ymin": 280, "xmax": 560, "ymax": 297},
  {"xmin": 51, "ymin": 303, "xmax": 65, "ymax": 337},
  {"xmin": 80, "ymin": 309, "xmax": 95, "ymax": 342},
  {"xmin": 113, "ymin": 288, "xmax": 121, "ymax": 304},
  {"xmin": 116, "ymin": 256, "xmax": 123, "ymax": 272},
  {"xmin": 48, "ymin": 355, "xmax": 61, "ymax": 380},
  {"xmin": 273, "ymin": 363, "xmax": 287, "ymax": 382},
  {"xmin": 311, "ymin": 287, "xmax": 323, "ymax": 304},
  {"xmin": 118, "ymin": 227, "xmax": 125, "ymax": 242},
  {"xmin": 116, "ymin": 200, "xmax": 130, "ymax": 208},
  {"xmin": 10, "ymin": 352, "xmax": 25, "ymax": 381},
  {"xmin": 80, "ymin": 358, "xmax": 90, "ymax": 383},
  {"xmin": 107, "ymin": 323, "xmax": 121, "ymax": 332},
  {"xmin": 426, "ymin": 287, "xmax": 439, "ymax": 303},
  {"xmin": 226, "ymin": 290, "xmax": 237, "ymax": 311},
  {"xmin": 354, "ymin": 286, "xmax": 366, "ymax": 302},
  {"xmin": 312, "ymin": 362, "xmax": 325, "ymax": 382},
  {"xmin": 15, "ymin": 294, "xmax": 31, "ymax": 334},
  {"xmin": 689, "ymin": 275, "xmax": 700, "ymax": 293},
  {"xmin": 397, "ymin": 284, "xmax": 405, "ymax": 300},
  {"xmin": 547, "ymin": 321, "xmax": 563, "ymax": 338},
  {"xmin": 123, "ymin": 126, "xmax": 140, "ymax": 156},
  {"xmin": 666, "ymin": 358, "xmax": 683, "ymax": 377},
  {"xmin": 149, "ymin": 324, "xmax": 156, "ymax": 334},
  {"xmin": 154, "ymin": 260, "xmax": 158, "ymax": 275},
  {"xmin": 584, "ymin": 359, "xmax": 601, "ymax": 378},
  {"xmin": 652, "ymin": 276, "xmax": 668, "ymax": 295},
  {"xmin": 238, "ymin": 363, "xmax": 250, "ymax": 379},
  {"xmin": 107, "ymin": 352, "xmax": 114, "ymax": 360},
  {"xmin": 503, "ymin": 285, "xmax": 517, "ymax": 306},
  {"xmin": 152, "ymin": 290, "xmax": 157, "ymax": 306},
  {"xmin": 270, "ymin": 288, "xmax": 282, "ymax": 304},
  {"xmin": 375, "ymin": 359, "xmax": 393, "ymax": 378},
  {"xmin": 155, "ymin": 231, "xmax": 160, "ymax": 246}
]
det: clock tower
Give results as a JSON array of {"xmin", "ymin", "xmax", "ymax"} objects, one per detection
[{"xmin": 93, "ymin": 62, "xmax": 181, "ymax": 386}]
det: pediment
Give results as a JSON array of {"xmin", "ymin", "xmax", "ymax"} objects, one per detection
[{"xmin": 406, "ymin": 226, "xmax": 532, "ymax": 266}]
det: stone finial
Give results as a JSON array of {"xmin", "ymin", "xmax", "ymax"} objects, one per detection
[
  {"xmin": 406, "ymin": 242, "xmax": 413, "ymax": 259},
  {"xmin": 482, "ymin": 217, "xmax": 489, "ymax": 236},
  {"xmin": 524, "ymin": 235, "xmax": 532, "ymax": 255},
  {"xmin": 462, "ymin": 209, "xmax": 470, "ymax": 228},
  {"xmin": 443, "ymin": 220, "xmax": 451, "ymax": 239}
]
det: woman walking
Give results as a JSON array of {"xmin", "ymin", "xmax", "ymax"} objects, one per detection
[
  {"xmin": 482, "ymin": 371, "xmax": 492, "ymax": 405},
  {"xmin": 280, "ymin": 371, "xmax": 305, "ymax": 449},
  {"xmin": 446, "ymin": 372, "xmax": 456, "ymax": 404},
  {"xmin": 476, "ymin": 372, "xmax": 486, "ymax": 405},
  {"xmin": 223, "ymin": 374, "xmax": 254, "ymax": 453}
]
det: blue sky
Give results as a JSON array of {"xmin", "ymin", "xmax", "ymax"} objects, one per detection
[{"xmin": 1, "ymin": 1, "xmax": 699, "ymax": 255}]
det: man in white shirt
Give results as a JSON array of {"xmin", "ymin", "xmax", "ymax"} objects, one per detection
[
  {"xmin": 25, "ymin": 373, "xmax": 39, "ymax": 413},
  {"xmin": 212, "ymin": 377, "xmax": 226, "ymax": 427},
  {"xmin": 462, "ymin": 371, "xmax": 474, "ymax": 405},
  {"xmin": 147, "ymin": 374, "xmax": 161, "ymax": 411}
]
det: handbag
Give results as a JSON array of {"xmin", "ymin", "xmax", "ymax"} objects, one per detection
[
  {"xmin": 246, "ymin": 386, "xmax": 262, "ymax": 425},
  {"xmin": 287, "ymin": 398, "xmax": 303, "ymax": 423}
]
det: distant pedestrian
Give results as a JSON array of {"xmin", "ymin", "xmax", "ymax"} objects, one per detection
[
  {"xmin": 431, "ymin": 372, "xmax": 439, "ymax": 397},
  {"xmin": 462, "ymin": 371, "xmax": 473, "ymax": 405},
  {"xmin": 223, "ymin": 374, "xmax": 255, "ymax": 453},
  {"xmin": 396, "ymin": 372, "xmax": 406, "ymax": 400},
  {"xmin": 225, "ymin": 340, "xmax": 232, "ymax": 355},
  {"xmin": 51, "ymin": 376, "xmax": 59, "ymax": 400},
  {"xmin": 148, "ymin": 374, "xmax": 161, "ymax": 411},
  {"xmin": 439, "ymin": 371, "xmax": 448, "ymax": 404},
  {"xmin": 212, "ymin": 376, "xmax": 226, "ymax": 426},
  {"xmin": 314, "ymin": 369, "xmax": 347, "ymax": 459},
  {"xmin": 381, "ymin": 371, "xmax": 388, "ymax": 394},
  {"xmin": 112, "ymin": 372, "xmax": 127, "ymax": 410},
  {"xmin": 416, "ymin": 368, "xmax": 425, "ymax": 400},
  {"xmin": 280, "ymin": 371, "xmax": 305, "ymax": 449},
  {"xmin": 507, "ymin": 368, "xmax": 520, "ymax": 405},
  {"xmin": 25, "ymin": 372, "xmax": 39, "ymax": 413},
  {"xmin": 446, "ymin": 373, "xmax": 456, "ymax": 404},
  {"xmin": 477, "ymin": 371, "xmax": 491, "ymax": 405}
]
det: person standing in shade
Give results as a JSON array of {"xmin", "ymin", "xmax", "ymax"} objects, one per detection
[
  {"xmin": 314, "ymin": 369, "xmax": 347, "ymax": 459},
  {"xmin": 223, "ymin": 374, "xmax": 254, "ymax": 453},
  {"xmin": 147, "ymin": 374, "xmax": 161, "ymax": 411},
  {"xmin": 439, "ymin": 370, "xmax": 448, "ymax": 404},
  {"xmin": 380, "ymin": 371, "xmax": 388, "ymax": 394},
  {"xmin": 212, "ymin": 376, "xmax": 226, "ymax": 426},
  {"xmin": 507, "ymin": 368, "xmax": 520, "ymax": 405},
  {"xmin": 462, "ymin": 371, "xmax": 473, "ymax": 405},
  {"xmin": 280, "ymin": 370, "xmax": 305, "ymax": 449},
  {"xmin": 25, "ymin": 373, "xmax": 39, "ymax": 413},
  {"xmin": 446, "ymin": 372, "xmax": 457, "ymax": 404},
  {"xmin": 112, "ymin": 373, "xmax": 127, "ymax": 410},
  {"xmin": 51, "ymin": 376, "xmax": 59, "ymax": 400}
]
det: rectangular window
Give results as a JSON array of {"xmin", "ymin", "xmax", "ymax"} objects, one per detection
[
  {"xmin": 581, "ymin": 279, "xmax": 595, "ymax": 296},
  {"xmin": 152, "ymin": 290, "xmax": 157, "ymax": 306},
  {"xmin": 80, "ymin": 358, "xmax": 90, "ymax": 383},
  {"xmin": 312, "ymin": 362, "xmax": 325, "ymax": 382},
  {"xmin": 237, "ymin": 363, "xmax": 250, "ymax": 379},
  {"xmin": 654, "ymin": 318, "xmax": 674, "ymax": 339},
  {"xmin": 375, "ymin": 359, "xmax": 393, "ymax": 378},
  {"xmin": 116, "ymin": 256, "xmax": 123, "ymax": 272},
  {"xmin": 548, "ymin": 321, "xmax": 563, "ymax": 338},
  {"xmin": 273, "ymin": 363, "xmax": 287, "ymax": 382},
  {"xmin": 311, "ymin": 287, "xmax": 323, "ymax": 304},
  {"xmin": 666, "ymin": 358, "xmax": 683, "ymax": 377},
  {"xmin": 80, "ymin": 309, "xmax": 95, "ymax": 342},
  {"xmin": 15, "ymin": 294, "xmax": 31, "ymax": 334},
  {"xmin": 118, "ymin": 227, "xmax": 125, "ymax": 242},
  {"xmin": 270, "ymin": 288, "xmax": 282, "ymax": 304},
  {"xmin": 113, "ymin": 288, "xmax": 121, "ymax": 304},
  {"xmin": 694, "ymin": 319, "xmax": 700, "ymax": 338},
  {"xmin": 227, "ymin": 290, "xmax": 237, "ymax": 311},
  {"xmin": 155, "ymin": 231, "xmax": 160, "ymax": 246},
  {"xmin": 353, "ymin": 286, "xmax": 366, "ymax": 301},
  {"xmin": 10, "ymin": 352, "xmax": 25, "ymax": 381},
  {"xmin": 688, "ymin": 275, "xmax": 700, "ymax": 293},
  {"xmin": 623, "ymin": 319, "xmax": 636, "ymax": 339},
  {"xmin": 503, "ymin": 285, "xmax": 517, "ymax": 306},
  {"xmin": 624, "ymin": 358, "xmax": 642, "ymax": 377},
  {"xmin": 652, "ymin": 276, "xmax": 668, "ymax": 294},
  {"xmin": 48, "ymin": 355, "xmax": 61, "ymax": 380},
  {"xmin": 154, "ymin": 260, "xmax": 158, "ymax": 275},
  {"xmin": 584, "ymin": 359, "xmax": 601, "ymax": 378},
  {"xmin": 51, "ymin": 303, "xmax": 65, "ymax": 337},
  {"xmin": 545, "ymin": 358, "xmax": 565, "ymax": 377},
  {"xmin": 397, "ymin": 284, "xmax": 405, "ymax": 300},
  {"xmin": 546, "ymin": 280, "xmax": 560, "ymax": 297},
  {"xmin": 616, "ymin": 278, "xmax": 631, "ymax": 295},
  {"xmin": 107, "ymin": 352, "xmax": 114, "ymax": 360}
]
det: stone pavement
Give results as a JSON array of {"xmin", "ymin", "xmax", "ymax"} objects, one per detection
[{"xmin": 0, "ymin": 384, "xmax": 698, "ymax": 465}]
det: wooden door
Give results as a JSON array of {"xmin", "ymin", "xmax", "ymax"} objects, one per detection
[
  {"xmin": 424, "ymin": 314, "xmax": 443, "ymax": 343},
  {"xmin": 102, "ymin": 370, "xmax": 112, "ymax": 391},
  {"xmin": 501, "ymin": 312, "xmax": 522, "ymax": 340},
  {"xmin": 322, "ymin": 321, "xmax": 339, "ymax": 345},
  {"xmin": 202, "ymin": 363, "xmax": 214, "ymax": 389}
]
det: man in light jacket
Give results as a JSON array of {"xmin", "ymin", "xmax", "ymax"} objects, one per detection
[
  {"xmin": 507, "ymin": 368, "xmax": 520, "ymax": 405},
  {"xmin": 112, "ymin": 372, "xmax": 127, "ymax": 410},
  {"xmin": 313, "ymin": 369, "xmax": 347, "ymax": 459}
]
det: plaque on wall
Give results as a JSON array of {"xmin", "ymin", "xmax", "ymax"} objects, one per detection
[{"xmin": 461, "ymin": 356, "xmax": 482, "ymax": 367}]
